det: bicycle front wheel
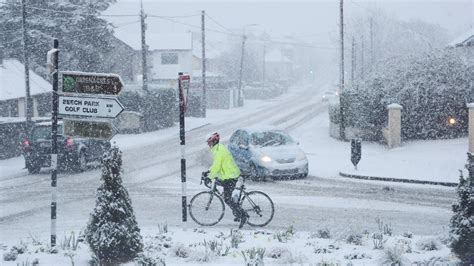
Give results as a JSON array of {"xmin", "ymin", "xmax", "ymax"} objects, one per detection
[
  {"xmin": 241, "ymin": 191, "xmax": 274, "ymax": 226},
  {"xmin": 189, "ymin": 191, "xmax": 225, "ymax": 226}
]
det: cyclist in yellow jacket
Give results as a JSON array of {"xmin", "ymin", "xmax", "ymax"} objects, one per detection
[{"xmin": 207, "ymin": 132, "xmax": 248, "ymax": 228}]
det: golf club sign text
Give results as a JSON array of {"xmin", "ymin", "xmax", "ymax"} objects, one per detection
[{"xmin": 59, "ymin": 95, "xmax": 124, "ymax": 119}]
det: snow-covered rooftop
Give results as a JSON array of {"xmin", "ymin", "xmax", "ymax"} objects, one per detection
[
  {"xmin": 447, "ymin": 28, "xmax": 474, "ymax": 47},
  {"xmin": 0, "ymin": 59, "xmax": 51, "ymax": 101}
]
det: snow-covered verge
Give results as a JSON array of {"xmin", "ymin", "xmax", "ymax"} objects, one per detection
[
  {"xmin": 1, "ymin": 222, "xmax": 458, "ymax": 265},
  {"xmin": 291, "ymin": 110, "xmax": 468, "ymax": 184}
]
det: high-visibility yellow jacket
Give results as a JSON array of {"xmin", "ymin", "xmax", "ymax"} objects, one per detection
[{"xmin": 209, "ymin": 143, "xmax": 241, "ymax": 180}]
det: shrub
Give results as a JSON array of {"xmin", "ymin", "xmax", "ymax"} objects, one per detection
[
  {"xmin": 172, "ymin": 243, "xmax": 190, "ymax": 258},
  {"xmin": 346, "ymin": 233, "xmax": 363, "ymax": 246},
  {"xmin": 341, "ymin": 50, "xmax": 471, "ymax": 141},
  {"xmin": 310, "ymin": 228, "xmax": 331, "ymax": 239},
  {"xmin": 3, "ymin": 249, "xmax": 18, "ymax": 261},
  {"xmin": 135, "ymin": 252, "xmax": 166, "ymax": 266},
  {"xmin": 372, "ymin": 233, "xmax": 385, "ymax": 250},
  {"xmin": 84, "ymin": 147, "xmax": 143, "ymax": 265},
  {"xmin": 416, "ymin": 237, "xmax": 441, "ymax": 251},
  {"xmin": 381, "ymin": 242, "xmax": 410, "ymax": 265},
  {"xmin": 242, "ymin": 247, "xmax": 265, "ymax": 266},
  {"xmin": 449, "ymin": 167, "xmax": 474, "ymax": 264},
  {"xmin": 230, "ymin": 229, "xmax": 244, "ymax": 248},
  {"xmin": 267, "ymin": 246, "xmax": 291, "ymax": 259}
]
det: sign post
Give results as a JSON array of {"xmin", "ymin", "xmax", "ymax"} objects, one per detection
[
  {"xmin": 179, "ymin": 73, "xmax": 190, "ymax": 224},
  {"xmin": 48, "ymin": 38, "xmax": 59, "ymax": 248}
]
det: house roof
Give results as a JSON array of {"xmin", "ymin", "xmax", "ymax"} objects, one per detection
[
  {"xmin": 447, "ymin": 28, "xmax": 474, "ymax": 47},
  {"xmin": 0, "ymin": 59, "xmax": 51, "ymax": 101},
  {"xmin": 113, "ymin": 30, "xmax": 193, "ymax": 51}
]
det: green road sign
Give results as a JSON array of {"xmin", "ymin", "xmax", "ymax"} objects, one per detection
[{"xmin": 62, "ymin": 71, "xmax": 123, "ymax": 95}]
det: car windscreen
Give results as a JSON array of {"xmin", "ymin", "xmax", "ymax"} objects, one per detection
[
  {"xmin": 31, "ymin": 125, "xmax": 64, "ymax": 140},
  {"xmin": 251, "ymin": 131, "xmax": 294, "ymax": 147}
]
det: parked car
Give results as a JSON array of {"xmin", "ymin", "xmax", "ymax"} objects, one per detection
[
  {"xmin": 22, "ymin": 121, "xmax": 111, "ymax": 174},
  {"xmin": 228, "ymin": 127, "xmax": 308, "ymax": 181},
  {"xmin": 322, "ymin": 91, "xmax": 338, "ymax": 102}
]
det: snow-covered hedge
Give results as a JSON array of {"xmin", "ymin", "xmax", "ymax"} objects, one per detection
[
  {"xmin": 332, "ymin": 49, "xmax": 472, "ymax": 141},
  {"xmin": 119, "ymin": 88, "xmax": 177, "ymax": 132}
]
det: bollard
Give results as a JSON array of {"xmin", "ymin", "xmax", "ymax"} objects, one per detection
[{"xmin": 351, "ymin": 138, "xmax": 362, "ymax": 170}]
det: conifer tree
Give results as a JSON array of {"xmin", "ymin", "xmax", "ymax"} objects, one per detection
[
  {"xmin": 85, "ymin": 146, "xmax": 143, "ymax": 265},
  {"xmin": 450, "ymin": 155, "xmax": 474, "ymax": 264}
]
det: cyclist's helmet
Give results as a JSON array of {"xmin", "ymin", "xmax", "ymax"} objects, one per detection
[{"xmin": 206, "ymin": 132, "xmax": 220, "ymax": 148}]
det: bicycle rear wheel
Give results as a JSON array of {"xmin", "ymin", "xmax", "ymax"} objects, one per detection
[
  {"xmin": 189, "ymin": 191, "xmax": 225, "ymax": 226},
  {"xmin": 241, "ymin": 191, "xmax": 274, "ymax": 226}
]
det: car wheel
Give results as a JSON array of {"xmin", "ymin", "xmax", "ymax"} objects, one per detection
[
  {"xmin": 27, "ymin": 164, "xmax": 40, "ymax": 174},
  {"xmin": 248, "ymin": 163, "xmax": 262, "ymax": 182},
  {"xmin": 76, "ymin": 151, "xmax": 87, "ymax": 172}
]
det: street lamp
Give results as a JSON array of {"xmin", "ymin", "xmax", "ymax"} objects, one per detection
[{"xmin": 237, "ymin": 24, "xmax": 259, "ymax": 107}]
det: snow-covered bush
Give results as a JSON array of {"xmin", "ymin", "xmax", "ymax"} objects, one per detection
[
  {"xmin": 230, "ymin": 229, "xmax": 244, "ymax": 248},
  {"xmin": 84, "ymin": 147, "xmax": 143, "ymax": 265},
  {"xmin": 338, "ymin": 49, "xmax": 471, "ymax": 141},
  {"xmin": 171, "ymin": 243, "xmax": 190, "ymax": 258},
  {"xmin": 2, "ymin": 249, "xmax": 18, "ymax": 261},
  {"xmin": 310, "ymin": 228, "xmax": 331, "ymax": 239},
  {"xmin": 242, "ymin": 247, "xmax": 266, "ymax": 266},
  {"xmin": 267, "ymin": 246, "xmax": 291, "ymax": 259},
  {"xmin": 416, "ymin": 237, "xmax": 441, "ymax": 251},
  {"xmin": 381, "ymin": 242, "xmax": 410, "ymax": 265},
  {"xmin": 345, "ymin": 232, "xmax": 364, "ymax": 246},
  {"xmin": 344, "ymin": 252, "xmax": 371, "ymax": 260},
  {"xmin": 135, "ymin": 252, "xmax": 166, "ymax": 266},
  {"xmin": 449, "ymin": 166, "xmax": 474, "ymax": 264}
]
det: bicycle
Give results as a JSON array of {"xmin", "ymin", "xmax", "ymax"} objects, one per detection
[{"xmin": 188, "ymin": 172, "xmax": 275, "ymax": 227}]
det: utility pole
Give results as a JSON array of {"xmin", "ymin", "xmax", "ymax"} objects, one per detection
[
  {"xmin": 360, "ymin": 34, "xmax": 365, "ymax": 80},
  {"xmin": 140, "ymin": 0, "xmax": 148, "ymax": 92},
  {"xmin": 21, "ymin": 0, "xmax": 32, "ymax": 125},
  {"xmin": 262, "ymin": 43, "xmax": 266, "ymax": 90},
  {"xmin": 351, "ymin": 37, "xmax": 356, "ymax": 84},
  {"xmin": 237, "ymin": 35, "xmax": 246, "ymax": 107},
  {"xmin": 201, "ymin": 10, "xmax": 206, "ymax": 117},
  {"xmin": 370, "ymin": 17, "xmax": 374, "ymax": 73},
  {"xmin": 339, "ymin": 0, "xmax": 346, "ymax": 140}
]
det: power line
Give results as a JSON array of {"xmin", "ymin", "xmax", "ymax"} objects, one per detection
[{"xmin": 205, "ymin": 13, "xmax": 233, "ymax": 33}]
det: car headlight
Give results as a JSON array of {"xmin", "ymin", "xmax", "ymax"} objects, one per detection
[
  {"xmin": 296, "ymin": 151, "xmax": 306, "ymax": 161},
  {"xmin": 260, "ymin": 155, "xmax": 272, "ymax": 163}
]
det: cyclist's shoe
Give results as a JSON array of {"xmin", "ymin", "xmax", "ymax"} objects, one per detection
[{"xmin": 239, "ymin": 212, "xmax": 249, "ymax": 229}]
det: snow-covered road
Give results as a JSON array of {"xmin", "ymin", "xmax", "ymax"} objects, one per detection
[{"xmin": 0, "ymin": 80, "xmax": 455, "ymax": 245}]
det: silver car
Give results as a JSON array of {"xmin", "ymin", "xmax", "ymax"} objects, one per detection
[{"xmin": 228, "ymin": 127, "xmax": 308, "ymax": 181}]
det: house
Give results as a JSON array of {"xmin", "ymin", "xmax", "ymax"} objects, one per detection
[
  {"xmin": 148, "ymin": 33, "xmax": 193, "ymax": 87},
  {"xmin": 447, "ymin": 28, "xmax": 474, "ymax": 66},
  {"xmin": 0, "ymin": 57, "xmax": 52, "ymax": 117},
  {"xmin": 265, "ymin": 49, "xmax": 293, "ymax": 83}
]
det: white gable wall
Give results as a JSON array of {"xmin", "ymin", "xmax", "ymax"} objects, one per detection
[{"xmin": 151, "ymin": 50, "xmax": 193, "ymax": 81}]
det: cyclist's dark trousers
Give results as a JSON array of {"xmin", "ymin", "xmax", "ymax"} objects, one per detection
[{"xmin": 221, "ymin": 179, "xmax": 244, "ymax": 218}]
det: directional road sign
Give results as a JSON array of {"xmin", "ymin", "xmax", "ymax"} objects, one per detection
[
  {"xmin": 62, "ymin": 71, "xmax": 123, "ymax": 95},
  {"xmin": 59, "ymin": 95, "xmax": 124, "ymax": 119},
  {"xmin": 64, "ymin": 120, "xmax": 117, "ymax": 140}
]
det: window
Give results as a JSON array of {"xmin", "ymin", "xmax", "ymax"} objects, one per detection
[{"xmin": 161, "ymin": 53, "xmax": 178, "ymax": 65}]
